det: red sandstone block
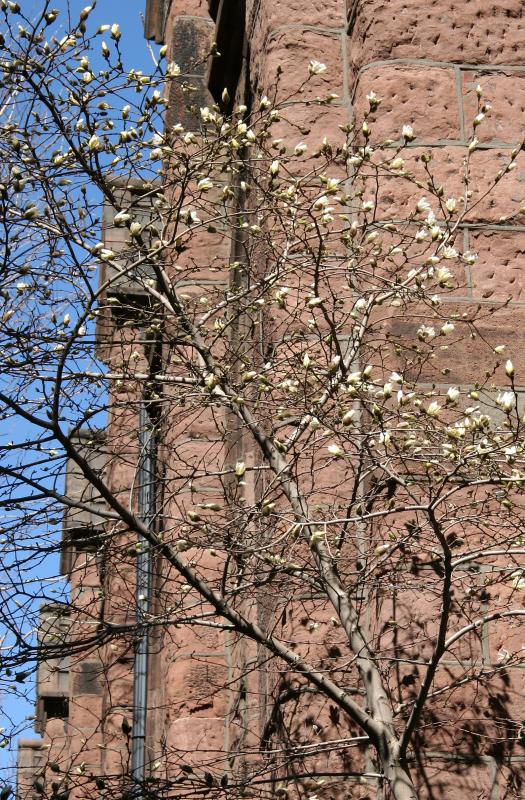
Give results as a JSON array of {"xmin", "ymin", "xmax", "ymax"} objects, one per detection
[
  {"xmin": 169, "ymin": 235, "xmax": 232, "ymax": 282},
  {"xmin": 100, "ymin": 710, "xmax": 133, "ymax": 771},
  {"xmin": 265, "ymin": 104, "xmax": 350, "ymax": 172},
  {"xmin": 166, "ymin": 78, "xmax": 213, "ymax": 131},
  {"xmin": 373, "ymin": 146, "xmax": 465, "ymax": 222},
  {"xmin": 354, "ymin": 65, "xmax": 461, "ymax": 143},
  {"xmin": 165, "ymin": 0, "xmax": 210, "ymax": 21},
  {"xmin": 382, "ymin": 304, "xmax": 525, "ymax": 385},
  {"xmin": 103, "ymin": 660, "xmax": 133, "ymax": 708},
  {"xmin": 462, "ymin": 71, "xmax": 525, "ymax": 145},
  {"xmin": 164, "ymin": 437, "xmax": 224, "ymax": 478},
  {"xmin": 470, "ymin": 229, "xmax": 525, "ymax": 302},
  {"xmin": 348, "ymin": 0, "xmax": 525, "ymax": 68},
  {"xmin": 258, "ymin": 0, "xmax": 346, "ymax": 32},
  {"xmin": 370, "ymin": 142, "xmax": 525, "ymax": 223},
  {"xmin": 169, "ymin": 16, "xmax": 214, "ymax": 77},
  {"xmin": 258, "ymin": 29, "xmax": 344, "ymax": 102},
  {"xmin": 412, "ymin": 758, "xmax": 493, "ymax": 799},
  {"xmin": 158, "ymin": 612, "xmax": 224, "ymax": 657},
  {"xmin": 467, "ymin": 149, "xmax": 525, "ymax": 223},
  {"xmin": 372, "ymin": 583, "xmax": 484, "ymax": 664},
  {"xmin": 166, "ymin": 716, "xmax": 225, "ymax": 763},
  {"xmin": 485, "ymin": 580, "xmax": 525, "ymax": 666},
  {"xmin": 167, "ymin": 657, "xmax": 229, "ymax": 715}
]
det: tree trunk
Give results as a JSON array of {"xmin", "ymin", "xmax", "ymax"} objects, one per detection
[{"xmin": 384, "ymin": 761, "xmax": 419, "ymax": 800}]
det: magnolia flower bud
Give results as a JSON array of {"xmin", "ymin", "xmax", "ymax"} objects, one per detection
[
  {"xmin": 389, "ymin": 157, "xmax": 404, "ymax": 170},
  {"xmin": 366, "ymin": 90, "xmax": 381, "ymax": 110},
  {"xmin": 270, "ymin": 160, "xmax": 280, "ymax": 176},
  {"xmin": 327, "ymin": 443, "xmax": 343, "ymax": 458},
  {"xmin": 235, "ymin": 461, "xmax": 246, "ymax": 477},
  {"xmin": 506, "ymin": 359, "xmax": 515, "ymax": 378},
  {"xmin": 446, "ymin": 386, "xmax": 460, "ymax": 404}
]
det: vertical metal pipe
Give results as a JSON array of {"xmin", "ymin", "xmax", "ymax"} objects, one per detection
[{"xmin": 131, "ymin": 404, "xmax": 155, "ymax": 788}]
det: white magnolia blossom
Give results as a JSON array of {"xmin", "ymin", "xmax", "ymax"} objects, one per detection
[
  {"xmin": 417, "ymin": 324, "xmax": 436, "ymax": 341},
  {"xmin": 308, "ymin": 60, "xmax": 327, "ymax": 75},
  {"xmin": 166, "ymin": 61, "xmax": 181, "ymax": 77},
  {"xmin": 416, "ymin": 197, "xmax": 431, "ymax": 214},
  {"xmin": 327, "ymin": 443, "xmax": 343, "ymax": 457},
  {"xmin": 426, "ymin": 401, "xmax": 442, "ymax": 417},
  {"xmin": 87, "ymin": 134, "xmax": 102, "ymax": 151},
  {"xmin": 197, "ymin": 177, "xmax": 213, "ymax": 192},
  {"xmin": 496, "ymin": 391, "xmax": 515, "ymax": 412},
  {"xmin": 113, "ymin": 211, "xmax": 131, "ymax": 226},
  {"xmin": 436, "ymin": 266, "xmax": 453, "ymax": 285}
]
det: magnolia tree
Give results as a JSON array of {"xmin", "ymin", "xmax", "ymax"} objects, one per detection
[{"xmin": 1, "ymin": 3, "xmax": 525, "ymax": 800}]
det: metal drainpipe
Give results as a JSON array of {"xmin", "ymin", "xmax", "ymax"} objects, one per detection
[{"xmin": 131, "ymin": 403, "xmax": 156, "ymax": 789}]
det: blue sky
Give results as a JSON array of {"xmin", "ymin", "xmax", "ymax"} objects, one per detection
[{"xmin": 0, "ymin": 0, "xmax": 156, "ymax": 784}]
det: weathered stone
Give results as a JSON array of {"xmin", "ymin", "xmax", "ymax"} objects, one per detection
[
  {"xmin": 462, "ymin": 70, "xmax": 525, "ymax": 144},
  {"xmin": 354, "ymin": 65, "xmax": 461, "ymax": 141},
  {"xmin": 348, "ymin": 0, "xmax": 525, "ymax": 68}
]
